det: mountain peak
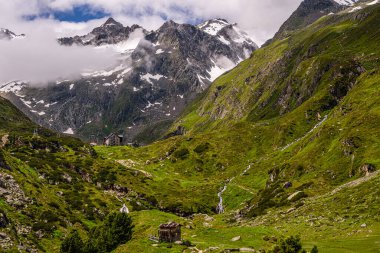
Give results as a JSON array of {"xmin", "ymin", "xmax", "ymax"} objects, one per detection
[
  {"xmin": 0, "ymin": 28, "xmax": 25, "ymax": 40},
  {"xmin": 197, "ymin": 18, "xmax": 232, "ymax": 36},
  {"xmin": 102, "ymin": 17, "xmax": 123, "ymax": 28}
]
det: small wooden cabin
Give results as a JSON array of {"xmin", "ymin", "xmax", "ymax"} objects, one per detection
[
  {"xmin": 103, "ymin": 133, "xmax": 123, "ymax": 146},
  {"xmin": 158, "ymin": 222, "xmax": 181, "ymax": 243}
]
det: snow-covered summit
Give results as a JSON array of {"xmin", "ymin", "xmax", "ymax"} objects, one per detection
[
  {"xmin": 197, "ymin": 19, "xmax": 258, "ymax": 50},
  {"xmin": 197, "ymin": 18, "xmax": 230, "ymax": 36}
]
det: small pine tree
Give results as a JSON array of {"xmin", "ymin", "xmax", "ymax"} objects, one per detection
[
  {"xmin": 269, "ymin": 235, "xmax": 305, "ymax": 253},
  {"xmin": 106, "ymin": 212, "xmax": 134, "ymax": 249},
  {"xmin": 60, "ymin": 230, "xmax": 83, "ymax": 253},
  {"xmin": 279, "ymin": 235, "xmax": 302, "ymax": 253},
  {"xmin": 311, "ymin": 246, "xmax": 318, "ymax": 253},
  {"xmin": 84, "ymin": 212, "xmax": 134, "ymax": 253}
]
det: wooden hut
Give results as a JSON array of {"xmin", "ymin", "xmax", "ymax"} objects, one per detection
[{"xmin": 158, "ymin": 222, "xmax": 181, "ymax": 243}]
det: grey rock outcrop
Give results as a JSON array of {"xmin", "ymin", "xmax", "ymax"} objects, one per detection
[{"xmin": 0, "ymin": 173, "xmax": 30, "ymax": 208}]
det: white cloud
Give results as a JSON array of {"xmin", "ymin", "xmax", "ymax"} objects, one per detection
[
  {"xmin": 0, "ymin": 19, "xmax": 118, "ymax": 85},
  {"xmin": 0, "ymin": 0, "xmax": 303, "ymax": 45},
  {"xmin": 0, "ymin": 0, "xmax": 303, "ymax": 84}
]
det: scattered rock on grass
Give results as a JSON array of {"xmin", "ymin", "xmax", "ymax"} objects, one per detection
[{"xmin": 231, "ymin": 236, "xmax": 241, "ymax": 242}]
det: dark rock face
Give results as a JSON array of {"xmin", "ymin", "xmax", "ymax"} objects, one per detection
[
  {"xmin": 0, "ymin": 151, "xmax": 10, "ymax": 170},
  {"xmin": 1, "ymin": 18, "xmax": 257, "ymax": 145},
  {"xmin": 361, "ymin": 164, "xmax": 376, "ymax": 176},
  {"xmin": 0, "ymin": 211, "xmax": 9, "ymax": 228}
]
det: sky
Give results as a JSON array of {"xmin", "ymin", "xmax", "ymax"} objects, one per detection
[{"xmin": 0, "ymin": 0, "xmax": 303, "ymax": 84}]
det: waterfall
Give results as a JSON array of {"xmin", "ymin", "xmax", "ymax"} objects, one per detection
[{"xmin": 216, "ymin": 185, "xmax": 227, "ymax": 214}]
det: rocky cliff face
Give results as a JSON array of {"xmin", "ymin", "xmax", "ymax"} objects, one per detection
[{"xmin": 0, "ymin": 18, "xmax": 257, "ymax": 144}]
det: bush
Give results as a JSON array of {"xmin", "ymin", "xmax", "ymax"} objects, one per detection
[
  {"xmin": 269, "ymin": 235, "xmax": 317, "ymax": 253},
  {"xmin": 82, "ymin": 212, "xmax": 134, "ymax": 253},
  {"xmin": 193, "ymin": 143, "xmax": 210, "ymax": 154},
  {"xmin": 61, "ymin": 230, "xmax": 84, "ymax": 253},
  {"xmin": 173, "ymin": 148, "xmax": 190, "ymax": 159},
  {"xmin": 311, "ymin": 246, "xmax": 318, "ymax": 253}
]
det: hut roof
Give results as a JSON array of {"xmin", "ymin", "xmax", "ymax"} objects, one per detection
[{"xmin": 159, "ymin": 222, "xmax": 180, "ymax": 229}]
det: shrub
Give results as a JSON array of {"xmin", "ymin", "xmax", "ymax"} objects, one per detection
[
  {"xmin": 84, "ymin": 212, "xmax": 134, "ymax": 253},
  {"xmin": 60, "ymin": 230, "xmax": 84, "ymax": 253},
  {"xmin": 193, "ymin": 143, "xmax": 210, "ymax": 154},
  {"xmin": 269, "ymin": 235, "xmax": 316, "ymax": 253},
  {"xmin": 173, "ymin": 148, "xmax": 190, "ymax": 159},
  {"xmin": 311, "ymin": 246, "xmax": 318, "ymax": 253}
]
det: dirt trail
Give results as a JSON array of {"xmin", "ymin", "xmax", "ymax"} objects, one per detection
[{"xmin": 330, "ymin": 170, "xmax": 380, "ymax": 195}]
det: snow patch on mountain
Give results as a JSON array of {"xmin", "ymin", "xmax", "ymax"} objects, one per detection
[
  {"xmin": 91, "ymin": 28, "xmax": 145, "ymax": 54},
  {"xmin": 82, "ymin": 64, "xmax": 124, "ymax": 77},
  {"xmin": 334, "ymin": 0, "xmax": 358, "ymax": 5},
  {"xmin": 0, "ymin": 81, "xmax": 25, "ymax": 93},
  {"xmin": 207, "ymin": 57, "xmax": 235, "ymax": 82},
  {"xmin": 140, "ymin": 73, "xmax": 165, "ymax": 85},
  {"xmin": 63, "ymin": 128, "xmax": 74, "ymax": 135},
  {"xmin": 349, "ymin": 6, "xmax": 362, "ymax": 12}
]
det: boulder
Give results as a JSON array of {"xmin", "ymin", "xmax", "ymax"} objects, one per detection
[
  {"xmin": 287, "ymin": 191, "xmax": 306, "ymax": 202},
  {"xmin": 0, "ymin": 211, "xmax": 9, "ymax": 228},
  {"xmin": 240, "ymin": 248, "xmax": 255, "ymax": 252},
  {"xmin": 231, "ymin": 236, "xmax": 241, "ymax": 242},
  {"xmin": 0, "ymin": 173, "xmax": 30, "ymax": 208},
  {"xmin": 361, "ymin": 164, "xmax": 376, "ymax": 176},
  {"xmin": 283, "ymin": 182, "xmax": 292, "ymax": 189}
]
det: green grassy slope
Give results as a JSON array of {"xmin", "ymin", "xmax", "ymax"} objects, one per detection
[
  {"xmin": 0, "ymin": 97, "xmax": 157, "ymax": 252},
  {"xmin": 96, "ymin": 2, "xmax": 380, "ymax": 217}
]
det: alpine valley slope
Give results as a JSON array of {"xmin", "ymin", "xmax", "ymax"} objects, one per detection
[
  {"xmin": 0, "ymin": 18, "xmax": 257, "ymax": 145},
  {"xmin": 1, "ymin": 0, "xmax": 380, "ymax": 252},
  {"xmin": 94, "ymin": 1, "xmax": 380, "ymax": 252}
]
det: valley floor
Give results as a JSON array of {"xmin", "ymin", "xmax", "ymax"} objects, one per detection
[{"xmin": 96, "ymin": 146, "xmax": 380, "ymax": 252}]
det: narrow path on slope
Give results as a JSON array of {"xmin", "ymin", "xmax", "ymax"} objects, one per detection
[
  {"xmin": 281, "ymin": 115, "xmax": 328, "ymax": 151},
  {"xmin": 330, "ymin": 170, "xmax": 380, "ymax": 195}
]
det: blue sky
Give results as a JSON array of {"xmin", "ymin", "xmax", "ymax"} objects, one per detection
[
  {"xmin": 48, "ymin": 4, "xmax": 203, "ymax": 25},
  {"xmin": 52, "ymin": 4, "xmax": 110, "ymax": 22}
]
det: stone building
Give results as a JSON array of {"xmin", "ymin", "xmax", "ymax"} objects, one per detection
[{"xmin": 158, "ymin": 222, "xmax": 181, "ymax": 243}]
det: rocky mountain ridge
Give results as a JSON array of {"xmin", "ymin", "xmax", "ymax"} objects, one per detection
[{"xmin": 0, "ymin": 18, "xmax": 257, "ymax": 144}]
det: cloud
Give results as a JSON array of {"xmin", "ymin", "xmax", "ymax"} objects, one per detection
[
  {"xmin": 0, "ymin": 0, "xmax": 303, "ymax": 45},
  {"xmin": 0, "ymin": 0, "xmax": 303, "ymax": 84},
  {"xmin": 0, "ymin": 20, "xmax": 118, "ymax": 85}
]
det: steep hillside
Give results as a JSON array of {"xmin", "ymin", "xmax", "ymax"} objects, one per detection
[
  {"xmin": 0, "ymin": 97, "xmax": 158, "ymax": 252},
  {"xmin": 1, "ymin": 1, "xmax": 380, "ymax": 252}
]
